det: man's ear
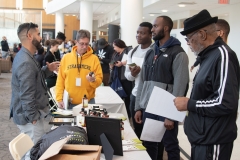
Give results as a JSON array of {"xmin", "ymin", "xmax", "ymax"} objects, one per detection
[
  {"xmin": 200, "ymin": 29, "xmax": 207, "ymax": 41},
  {"xmin": 164, "ymin": 26, "xmax": 169, "ymax": 33},
  {"xmin": 219, "ymin": 30, "xmax": 224, "ymax": 38},
  {"xmin": 26, "ymin": 32, "xmax": 33, "ymax": 40}
]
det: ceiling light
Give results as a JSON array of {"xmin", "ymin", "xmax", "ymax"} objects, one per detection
[
  {"xmin": 66, "ymin": 14, "xmax": 69, "ymax": 16},
  {"xmin": 142, "ymin": 17, "xmax": 145, "ymax": 19},
  {"xmin": 107, "ymin": 28, "xmax": 109, "ymax": 29},
  {"xmin": 52, "ymin": 14, "xmax": 54, "ymax": 15},
  {"xmin": 162, "ymin": 10, "xmax": 168, "ymax": 12},
  {"xmin": 149, "ymin": 14, "xmax": 155, "ymax": 16},
  {"xmin": 72, "ymin": 15, "xmax": 76, "ymax": 16},
  {"xmin": 178, "ymin": 4, "xmax": 185, "ymax": 7}
]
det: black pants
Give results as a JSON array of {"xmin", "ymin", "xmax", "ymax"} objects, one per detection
[
  {"xmin": 129, "ymin": 94, "xmax": 143, "ymax": 138},
  {"xmin": 191, "ymin": 143, "xmax": 233, "ymax": 160},
  {"xmin": 142, "ymin": 111, "xmax": 180, "ymax": 160},
  {"xmin": 120, "ymin": 79, "xmax": 132, "ymax": 119}
]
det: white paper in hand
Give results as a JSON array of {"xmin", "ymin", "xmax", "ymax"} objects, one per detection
[
  {"xmin": 140, "ymin": 118, "xmax": 166, "ymax": 142},
  {"xmin": 145, "ymin": 86, "xmax": 186, "ymax": 122}
]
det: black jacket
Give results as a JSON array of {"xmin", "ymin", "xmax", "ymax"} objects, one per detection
[
  {"xmin": 97, "ymin": 45, "xmax": 114, "ymax": 73},
  {"xmin": 184, "ymin": 37, "xmax": 240, "ymax": 145},
  {"xmin": 1, "ymin": 40, "xmax": 9, "ymax": 51}
]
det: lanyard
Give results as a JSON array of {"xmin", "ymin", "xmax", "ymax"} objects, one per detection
[{"xmin": 76, "ymin": 51, "xmax": 82, "ymax": 75}]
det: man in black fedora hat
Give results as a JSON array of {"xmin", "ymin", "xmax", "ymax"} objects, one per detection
[
  {"xmin": 97, "ymin": 38, "xmax": 114, "ymax": 86},
  {"xmin": 174, "ymin": 9, "xmax": 240, "ymax": 160}
]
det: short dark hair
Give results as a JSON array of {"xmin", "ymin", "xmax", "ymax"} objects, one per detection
[
  {"xmin": 158, "ymin": 16, "xmax": 173, "ymax": 32},
  {"xmin": 139, "ymin": 22, "xmax": 153, "ymax": 34},
  {"xmin": 50, "ymin": 39, "xmax": 59, "ymax": 46},
  {"xmin": 76, "ymin": 29, "xmax": 91, "ymax": 41},
  {"xmin": 216, "ymin": 19, "xmax": 230, "ymax": 37},
  {"xmin": 113, "ymin": 39, "xmax": 127, "ymax": 48},
  {"xmin": 56, "ymin": 32, "xmax": 66, "ymax": 41},
  {"xmin": 17, "ymin": 22, "xmax": 38, "ymax": 36}
]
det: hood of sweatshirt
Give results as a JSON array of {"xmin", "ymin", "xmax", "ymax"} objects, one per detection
[
  {"xmin": 71, "ymin": 45, "xmax": 93, "ymax": 59},
  {"xmin": 154, "ymin": 36, "xmax": 181, "ymax": 54}
]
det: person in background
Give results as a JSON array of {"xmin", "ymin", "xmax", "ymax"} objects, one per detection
[
  {"xmin": 97, "ymin": 38, "xmax": 114, "ymax": 86},
  {"xmin": 34, "ymin": 46, "xmax": 45, "ymax": 68},
  {"xmin": 47, "ymin": 32, "xmax": 66, "ymax": 59},
  {"xmin": 13, "ymin": 43, "xmax": 19, "ymax": 53},
  {"xmin": 55, "ymin": 29, "xmax": 103, "ymax": 109},
  {"xmin": 190, "ymin": 19, "xmax": 230, "ymax": 72},
  {"xmin": 10, "ymin": 22, "xmax": 59, "ymax": 160},
  {"xmin": 109, "ymin": 39, "xmax": 133, "ymax": 119},
  {"xmin": 18, "ymin": 43, "xmax": 22, "ymax": 51},
  {"xmin": 44, "ymin": 39, "xmax": 60, "ymax": 88},
  {"xmin": 174, "ymin": 9, "xmax": 239, "ymax": 160},
  {"xmin": 91, "ymin": 41, "xmax": 98, "ymax": 55},
  {"xmin": 1, "ymin": 36, "xmax": 10, "ymax": 59},
  {"xmin": 134, "ymin": 16, "xmax": 189, "ymax": 160}
]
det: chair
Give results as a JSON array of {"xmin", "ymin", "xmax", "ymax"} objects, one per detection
[
  {"xmin": 9, "ymin": 133, "xmax": 34, "ymax": 160},
  {"xmin": 0, "ymin": 56, "xmax": 12, "ymax": 73}
]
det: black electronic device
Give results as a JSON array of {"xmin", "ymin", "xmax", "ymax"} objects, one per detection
[{"xmin": 85, "ymin": 116, "xmax": 123, "ymax": 156}]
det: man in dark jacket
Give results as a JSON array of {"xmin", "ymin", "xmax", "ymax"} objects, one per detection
[
  {"xmin": 134, "ymin": 16, "xmax": 189, "ymax": 160},
  {"xmin": 174, "ymin": 9, "xmax": 240, "ymax": 160},
  {"xmin": 97, "ymin": 38, "xmax": 114, "ymax": 86},
  {"xmin": 1, "ymin": 36, "xmax": 10, "ymax": 59}
]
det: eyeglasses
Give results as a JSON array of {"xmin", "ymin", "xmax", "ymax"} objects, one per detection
[
  {"xmin": 26, "ymin": 22, "xmax": 33, "ymax": 36},
  {"xmin": 77, "ymin": 41, "xmax": 89, "ymax": 47},
  {"xmin": 185, "ymin": 30, "xmax": 199, "ymax": 42},
  {"xmin": 185, "ymin": 30, "xmax": 207, "ymax": 43}
]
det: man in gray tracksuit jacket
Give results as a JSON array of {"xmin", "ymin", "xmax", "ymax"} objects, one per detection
[{"xmin": 134, "ymin": 16, "xmax": 189, "ymax": 160}]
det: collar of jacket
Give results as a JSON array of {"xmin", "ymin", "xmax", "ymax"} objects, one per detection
[{"xmin": 198, "ymin": 37, "xmax": 225, "ymax": 60}]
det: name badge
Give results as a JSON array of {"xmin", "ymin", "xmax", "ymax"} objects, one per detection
[{"xmin": 76, "ymin": 78, "xmax": 81, "ymax": 86}]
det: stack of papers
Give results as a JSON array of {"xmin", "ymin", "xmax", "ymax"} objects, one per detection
[
  {"xmin": 52, "ymin": 108, "xmax": 73, "ymax": 116},
  {"xmin": 140, "ymin": 86, "xmax": 187, "ymax": 142},
  {"xmin": 122, "ymin": 139, "xmax": 145, "ymax": 152},
  {"xmin": 123, "ymin": 144, "xmax": 146, "ymax": 152}
]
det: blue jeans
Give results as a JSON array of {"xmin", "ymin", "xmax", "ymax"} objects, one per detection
[
  {"xmin": 68, "ymin": 98, "xmax": 95, "ymax": 109},
  {"xmin": 142, "ymin": 110, "xmax": 180, "ymax": 160}
]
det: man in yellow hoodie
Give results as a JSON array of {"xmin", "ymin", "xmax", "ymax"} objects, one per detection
[{"xmin": 56, "ymin": 29, "xmax": 103, "ymax": 109}]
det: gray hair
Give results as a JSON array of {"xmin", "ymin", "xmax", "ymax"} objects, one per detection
[{"xmin": 76, "ymin": 29, "xmax": 91, "ymax": 41}]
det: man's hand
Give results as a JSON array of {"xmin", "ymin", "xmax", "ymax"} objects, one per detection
[
  {"xmin": 86, "ymin": 75, "xmax": 96, "ymax": 82},
  {"xmin": 129, "ymin": 66, "xmax": 141, "ymax": 77},
  {"xmin": 46, "ymin": 61, "xmax": 60, "ymax": 72},
  {"xmin": 164, "ymin": 119, "xmax": 174, "ymax": 130},
  {"xmin": 134, "ymin": 110, "xmax": 142, "ymax": 124},
  {"xmin": 174, "ymin": 97, "xmax": 189, "ymax": 111},
  {"xmin": 32, "ymin": 120, "xmax": 37, "ymax": 125},
  {"xmin": 58, "ymin": 101, "xmax": 65, "ymax": 109},
  {"xmin": 190, "ymin": 66, "xmax": 194, "ymax": 72}
]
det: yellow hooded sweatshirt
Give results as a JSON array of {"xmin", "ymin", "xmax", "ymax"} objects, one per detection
[{"xmin": 55, "ymin": 46, "xmax": 103, "ymax": 104}]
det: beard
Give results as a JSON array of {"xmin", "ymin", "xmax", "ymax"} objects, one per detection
[
  {"xmin": 32, "ymin": 38, "xmax": 42, "ymax": 50},
  {"xmin": 153, "ymin": 28, "xmax": 165, "ymax": 41},
  {"xmin": 193, "ymin": 43, "xmax": 205, "ymax": 56}
]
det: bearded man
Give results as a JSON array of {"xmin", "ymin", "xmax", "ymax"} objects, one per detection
[{"xmin": 134, "ymin": 16, "xmax": 189, "ymax": 160}]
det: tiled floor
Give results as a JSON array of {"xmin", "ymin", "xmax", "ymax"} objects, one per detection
[{"xmin": 0, "ymin": 72, "xmax": 239, "ymax": 160}]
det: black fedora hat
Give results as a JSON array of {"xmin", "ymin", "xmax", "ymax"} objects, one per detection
[{"xmin": 180, "ymin": 9, "xmax": 218, "ymax": 35}]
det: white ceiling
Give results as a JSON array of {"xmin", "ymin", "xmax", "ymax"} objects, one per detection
[{"xmin": 53, "ymin": 0, "xmax": 240, "ymax": 24}]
